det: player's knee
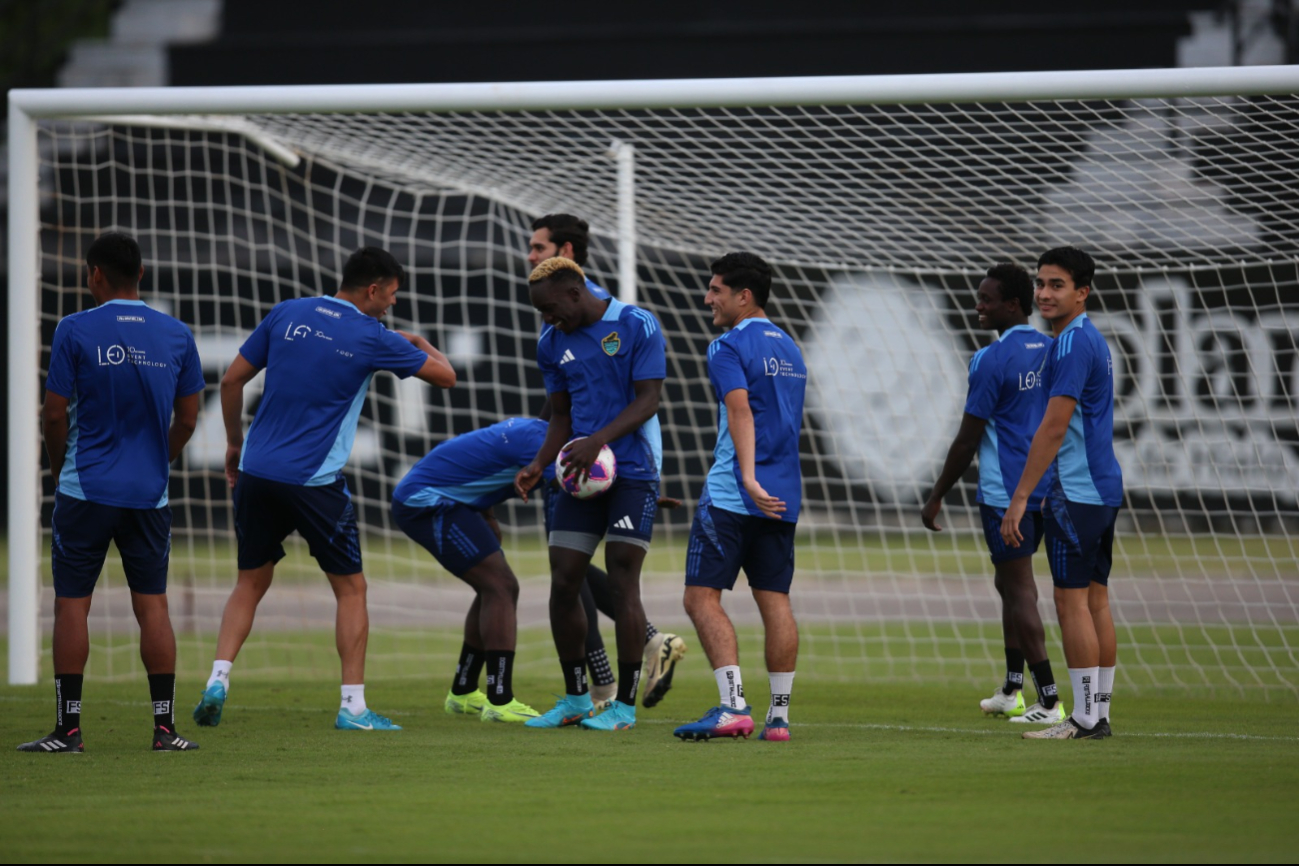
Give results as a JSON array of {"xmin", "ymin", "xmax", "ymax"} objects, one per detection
[
  {"xmin": 327, "ymin": 571, "xmax": 367, "ymax": 599},
  {"xmin": 683, "ymin": 586, "xmax": 720, "ymax": 620}
]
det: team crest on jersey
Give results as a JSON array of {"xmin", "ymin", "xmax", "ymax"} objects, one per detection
[{"xmin": 601, "ymin": 332, "xmax": 621, "ymax": 356}]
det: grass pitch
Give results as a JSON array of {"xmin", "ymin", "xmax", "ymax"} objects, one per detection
[{"xmin": 2, "ymin": 672, "xmax": 1296, "ymax": 863}]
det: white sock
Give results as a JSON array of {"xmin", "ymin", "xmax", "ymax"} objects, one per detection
[
  {"xmin": 1069, "ymin": 666, "xmax": 1100, "ymax": 729},
  {"xmin": 713, "ymin": 665, "xmax": 745, "ymax": 709},
  {"xmin": 207, "ymin": 660, "xmax": 232, "ymax": 690},
  {"xmin": 767, "ymin": 671, "xmax": 795, "ymax": 724},
  {"xmin": 341, "ymin": 684, "xmax": 366, "ymax": 714},
  {"xmin": 1096, "ymin": 665, "xmax": 1115, "ymax": 721}
]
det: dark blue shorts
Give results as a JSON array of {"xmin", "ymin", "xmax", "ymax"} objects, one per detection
[
  {"xmin": 979, "ymin": 504, "xmax": 1043, "ymax": 564},
  {"xmin": 1044, "ymin": 492, "xmax": 1118, "ymax": 589},
  {"xmin": 685, "ymin": 501, "xmax": 797, "ymax": 594},
  {"xmin": 392, "ymin": 499, "xmax": 501, "ymax": 578},
  {"xmin": 233, "ymin": 473, "xmax": 362, "ymax": 575},
  {"xmin": 51, "ymin": 492, "xmax": 171, "ymax": 598},
  {"xmin": 549, "ymin": 476, "xmax": 659, "ymax": 555}
]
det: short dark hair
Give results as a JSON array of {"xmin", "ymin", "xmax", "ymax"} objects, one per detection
[
  {"xmin": 985, "ymin": 262, "xmax": 1033, "ymax": 315},
  {"xmin": 1037, "ymin": 246, "xmax": 1095, "ymax": 290},
  {"xmin": 86, "ymin": 231, "xmax": 142, "ymax": 289},
  {"xmin": 710, "ymin": 252, "xmax": 773, "ymax": 309},
  {"xmin": 531, "ymin": 213, "xmax": 590, "ymax": 267},
  {"xmin": 340, "ymin": 247, "xmax": 405, "ymax": 291}
]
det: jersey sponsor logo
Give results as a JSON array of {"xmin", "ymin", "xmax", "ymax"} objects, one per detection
[
  {"xmin": 559, "ymin": 349, "xmax": 577, "ymax": 365},
  {"xmin": 1024, "ymin": 342, "xmax": 1045, "ymax": 349},
  {"xmin": 284, "ymin": 322, "xmax": 334, "ymax": 343},
  {"xmin": 315, "ymin": 305, "xmax": 342, "ymax": 318},
  {"xmin": 601, "ymin": 332, "xmax": 621, "ymax": 356},
  {"xmin": 116, "ymin": 315, "xmax": 145, "ymax": 323},
  {"xmin": 1018, "ymin": 370, "xmax": 1043, "ymax": 391},
  {"xmin": 96, "ymin": 344, "xmax": 168, "ymax": 369},
  {"xmin": 763, "ymin": 330, "xmax": 784, "ymax": 339}
]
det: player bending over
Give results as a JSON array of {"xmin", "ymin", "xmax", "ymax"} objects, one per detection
[
  {"xmin": 922, "ymin": 263, "xmax": 1063, "ymax": 724},
  {"xmin": 528, "ymin": 213, "xmax": 687, "ymax": 707},
  {"xmin": 1002, "ymin": 247, "xmax": 1123, "ymax": 741},
  {"xmin": 674, "ymin": 253, "xmax": 807, "ymax": 743},
  {"xmin": 514, "ymin": 257, "xmax": 666, "ymax": 731},
  {"xmin": 194, "ymin": 248, "xmax": 455, "ymax": 732},
  {"xmin": 20, "ymin": 232, "xmax": 204, "ymax": 753}
]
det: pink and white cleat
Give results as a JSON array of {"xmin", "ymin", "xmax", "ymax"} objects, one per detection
[{"xmin": 759, "ymin": 720, "xmax": 791, "ymax": 741}]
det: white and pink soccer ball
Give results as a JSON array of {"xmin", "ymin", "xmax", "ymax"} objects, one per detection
[{"xmin": 556, "ymin": 438, "xmax": 617, "ymax": 499}]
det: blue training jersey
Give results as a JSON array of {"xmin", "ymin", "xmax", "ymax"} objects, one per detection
[
  {"xmin": 964, "ymin": 324, "xmax": 1052, "ymax": 510},
  {"xmin": 238, "ymin": 296, "xmax": 429, "ymax": 486},
  {"xmin": 44, "ymin": 299, "xmax": 205, "ymax": 509},
  {"xmin": 393, "ymin": 417, "xmax": 555, "ymax": 510},
  {"xmin": 536, "ymin": 298, "xmax": 666, "ymax": 481},
  {"xmin": 1044, "ymin": 313, "xmax": 1124, "ymax": 507},
  {"xmin": 702, "ymin": 317, "xmax": 807, "ymax": 521}
]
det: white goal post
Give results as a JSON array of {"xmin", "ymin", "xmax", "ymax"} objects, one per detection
[{"xmin": 9, "ymin": 65, "xmax": 1299, "ymax": 689}]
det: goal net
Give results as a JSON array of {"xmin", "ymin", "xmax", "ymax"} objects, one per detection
[{"xmin": 10, "ymin": 69, "xmax": 1299, "ymax": 695}]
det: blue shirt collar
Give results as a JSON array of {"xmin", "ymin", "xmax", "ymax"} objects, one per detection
[
  {"xmin": 1058, "ymin": 311, "xmax": 1089, "ymax": 335},
  {"xmin": 101, "ymin": 298, "xmax": 147, "ymax": 307},
  {"xmin": 600, "ymin": 297, "xmax": 626, "ymax": 322},
  {"xmin": 733, "ymin": 317, "xmax": 771, "ymax": 331},
  {"xmin": 324, "ymin": 295, "xmax": 362, "ymax": 314},
  {"xmin": 997, "ymin": 323, "xmax": 1038, "ymax": 342}
]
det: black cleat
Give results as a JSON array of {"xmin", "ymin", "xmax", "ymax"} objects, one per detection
[
  {"xmin": 17, "ymin": 730, "xmax": 84, "ymax": 753},
  {"xmin": 1093, "ymin": 718, "xmax": 1113, "ymax": 738},
  {"xmin": 153, "ymin": 726, "xmax": 200, "ymax": 751}
]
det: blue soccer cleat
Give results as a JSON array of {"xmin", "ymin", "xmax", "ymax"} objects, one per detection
[
  {"xmin": 673, "ymin": 705, "xmax": 754, "ymax": 741},
  {"xmin": 192, "ymin": 682, "xmax": 226, "ymax": 727},
  {"xmin": 524, "ymin": 693, "xmax": 595, "ymax": 729},
  {"xmin": 579, "ymin": 699, "xmax": 636, "ymax": 731},
  {"xmin": 334, "ymin": 707, "xmax": 402, "ymax": 731}
]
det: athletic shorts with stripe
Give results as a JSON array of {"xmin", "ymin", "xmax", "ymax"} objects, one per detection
[{"xmin": 392, "ymin": 499, "xmax": 500, "ymax": 578}]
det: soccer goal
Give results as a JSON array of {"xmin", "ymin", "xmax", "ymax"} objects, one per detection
[{"xmin": 9, "ymin": 67, "xmax": 1299, "ymax": 695}]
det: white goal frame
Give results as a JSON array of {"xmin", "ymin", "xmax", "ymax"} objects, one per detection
[{"xmin": 10, "ymin": 64, "xmax": 1299, "ymax": 684}]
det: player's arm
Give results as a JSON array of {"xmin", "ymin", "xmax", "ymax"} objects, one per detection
[
  {"xmin": 396, "ymin": 330, "xmax": 456, "ymax": 388},
  {"xmin": 221, "ymin": 353, "xmax": 262, "ymax": 489},
  {"xmin": 724, "ymin": 388, "xmax": 786, "ymax": 520},
  {"xmin": 41, "ymin": 391, "xmax": 71, "ymax": 482},
  {"xmin": 168, "ymin": 392, "xmax": 201, "ymax": 462},
  {"xmin": 922, "ymin": 413, "xmax": 987, "ymax": 532},
  {"xmin": 515, "ymin": 391, "xmax": 573, "ymax": 502},
  {"xmin": 560, "ymin": 378, "xmax": 663, "ymax": 481},
  {"xmin": 1000, "ymin": 395, "xmax": 1075, "ymax": 546}
]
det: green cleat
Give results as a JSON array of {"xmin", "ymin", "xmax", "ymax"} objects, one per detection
[
  {"xmin": 444, "ymin": 689, "xmax": 487, "ymax": 716},
  {"xmin": 579, "ymin": 699, "xmax": 636, "ymax": 731},
  {"xmin": 480, "ymin": 698, "xmax": 542, "ymax": 724}
]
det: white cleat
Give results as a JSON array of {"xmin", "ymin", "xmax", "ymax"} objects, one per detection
[
  {"xmin": 643, "ymin": 633, "xmax": 688, "ymax": 708},
  {"xmin": 590, "ymin": 681, "xmax": 617, "ymax": 712},
  {"xmin": 1008, "ymin": 701, "xmax": 1067, "ymax": 724},
  {"xmin": 1022, "ymin": 717, "xmax": 1105, "ymax": 740},
  {"xmin": 980, "ymin": 688, "xmax": 1025, "ymax": 717}
]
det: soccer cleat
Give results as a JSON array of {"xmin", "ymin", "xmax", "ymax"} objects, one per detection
[
  {"xmin": 642, "ymin": 633, "xmax": 687, "ymax": 708},
  {"xmin": 524, "ymin": 693, "xmax": 595, "ymax": 728},
  {"xmin": 673, "ymin": 705, "xmax": 754, "ymax": 741},
  {"xmin": 444, "ymin": 689, "xmax": 487, "ymax": 716},
  {"xmin": 153, "ymin": 726, "xmax": 199, "ymax": 751},
  {"xmin": 589, "ymin": 681, "xmax": 617, "ymax": 712},
  {"xmin": 980, "ymin": 688, "xmax": 1026, "ymax": 717},
  {"xmin": 1093, "ymin": 718, "xmax": 1113, "ymax": 738},
  {"xmin": 480, "ymin": 698, "xmax": 542, "ymax": 724},
  {"xmin": 1021, "ymin": 717, "xmax": 1105, "ymax": 740},
  {"xmin": 193, "ymin": 681, "xmax": 227, "ymax": 727},
  {"xmin": 334, "ymin": 707, "xmax": 402, "ymax": 731},
  {"xmin": 1008, "ymin": 701, "xmax": 1066, "ymax": 724},
  {"xmin": 759, "ymin": 719, "xmax": 791, "ymax": 741},
  {"xmin": 17, "ymin": 730, "xmax": 84, "ymax": 753},
  {"xmin": 579, "ymin": 699, "xmax": 636, "ymax": 731}
]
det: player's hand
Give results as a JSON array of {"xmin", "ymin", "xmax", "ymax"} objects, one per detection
[
  {"xmin": 921, "ymin": 495, "xmax": 943, "ymax": 531},
  {"xmin": 514, "ymin": 463, "xmax": 542, "ymax": 502},
  {"xmin": 656, "ymin": 495, "xmax": 683, "ymax": 509},
  {"xmin": 559, "ymin": 436, "xmax": 604, "ymax": 483},
  {"xmin": 225, "ymin": 444, "xmax": 241, "ymax": 489},
  {"xmin": 1000, "ymin": 499, "xmax": 1027, "ymax": 548},
  {"xmin": 743, "ymin": 478, "xmax": 786, "ymax": 520}
]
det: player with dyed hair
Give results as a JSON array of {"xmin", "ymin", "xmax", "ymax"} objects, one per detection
[
  {"xmin": 674, "ymin": 252, "xmax": 807, "ymax": 742},
  {"xmin": 1002, "ymin": 246, "xmax": 1123, "ymax": 741},
  {"xmin": 194, "ymin": 247, "xmax": 456, "ymax": 732},
  {"xmin": 923, "ymin": 263, "xmax": 1063, "ymax": 724},
  {"xmin": 20, "ymin": 232, "xmax": 204, "ymax": 753},
  {"xmin": 515, "ymin": 257, "xmax": 667, "ymax": 731}
]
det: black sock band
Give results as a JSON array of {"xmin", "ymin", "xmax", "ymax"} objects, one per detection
[
  {"xmin": 615, "ymin": 660, "xmax": 642, "ymax": 706},
  {"xmin": 646, "ymin": 622, "xmax": 659, "ymax": 642},
  {"xmin": 485, "ymin": 650, "xmax": 515, "ymax": 705},
  {"xmin": 1003, "ymin": 648, "xmax": 1026, "ymax": 695},
  {"xmin": 54, "ymin": 673, "xmax": 83, "ymax": 736},
  {"xmin": 148, "ymin": 673, "xmax": 175, "ymax": 730},
  {"xmin": 561, "ymin": 657, "xmax": 588, "ymax": 696},
  {"xmin": 1028, "ymin": 659, "xmax": 1058, "ymax": 709},
  {"xmin": 452, "ymin": 643, "xmax": 485, "ymax": 696},
  {"xmin": 587, "ymin": 647, "xmax": 615, "ymax": 687}
]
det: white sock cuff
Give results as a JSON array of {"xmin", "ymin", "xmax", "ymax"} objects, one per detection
[
  {"xmin": 341, "ymin": 684, "xmax": 366, "ymax": 713},
  {"xmin": 1068, "ymin": 666, "xmax": 1100, "ymax": 729},
  {"xmin": 768, "ymin": 671, "xmax": 795, "ymax": 695},
  {"xmin": 713, "ymin": 666, "xmax": 745, "ymax": 709},
  {"xmin": 208, "ymin": 660, "xmax": 233, "ymax": 688}
]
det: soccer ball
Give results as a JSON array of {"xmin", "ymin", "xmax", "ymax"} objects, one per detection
[{"xmin": 556, "ymin": 438, "xmax": 617, "ymax": 499}]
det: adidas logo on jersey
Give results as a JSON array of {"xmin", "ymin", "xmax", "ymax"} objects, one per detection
[
  {"xmin": 614, "ymin": 516, "xmax": 635, "ymax": 530},
  {"xmin": 559, "ymin": 349, "xmax": 577, "ymax": 365}
]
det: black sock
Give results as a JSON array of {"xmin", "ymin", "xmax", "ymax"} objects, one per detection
[
  {"xmin": 452, "ymin": 643, "xmax": 485, "ymax": 696},
  {"xmin": 615, "ymin": 660, "xmax": 642, "ymax": 706},
  {"xmin": 587, "ymin": 646, "xmax": 615, "ymax": 687},
  {"xmin": 561, "ymin": 657, "xmax": 588, "ymax": 697},
  {"xmin": 1029, "ymin": 659, "xmax": 1058, "ymax": 709},
  {"xmin": 148, "ymin": 673, "xmax": 175, "ymax": 730},
  {"xmin": 646, "ymin": 622, "xmax": 659, "ymax": 642},
  {"xmin": 54, "ymin": 673, "xmax": 83, "ymax": 736},
  {"xmin": 1003, "ymin": 648, "xmax": 1026, "ymax": 695},
  {"xmin": 484, "ymin": 650, "xmax": 515, "ymax": 705}
]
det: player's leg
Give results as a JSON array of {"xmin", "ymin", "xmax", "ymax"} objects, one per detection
[
  {"xmin": 446, "ymin": 599, "xmax": 488, "ymax": 715},
  {"xmin": 581, "ymin": 579, "xmax": 618, "ymax": 709},
  {"xmin": 325, "ymin": 570, "xmax": 398, "ymax": 730},
  {"xmin": 526, "ymin": 543, "xmax": 599, "ymax": 728},
  {"xmin": 1089, "ymin": 514, "xmax": 1118, "ymax": 737},
  {"xmin": 747, "ymin": 518, "xmax": 799, "ymax": 742},
  {"xmin": 458, "ymin": 551, "xmax": 540, "ymax": 722}
]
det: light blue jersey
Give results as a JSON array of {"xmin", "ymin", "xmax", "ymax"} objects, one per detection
[
  {"xmin": 1044, "ymin": 313, "xmax": 1124, "ymax": 507},
  {"xmin": 393, "ymin": 417, "xmax": 553, "ymax": 509}
]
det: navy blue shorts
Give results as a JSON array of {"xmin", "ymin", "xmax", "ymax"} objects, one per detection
[
  {"xmin": 51, "ymin": 492, "xmax": 171, "ymax": 598},
  {"xmin": 685, "ymin": 501, "xmax": 797, "ymax": 594},
  {"xmin": 549, "ymin": 476, "xmax": 659, "ymax": 555},
  {"xmin": 233, "ymin": 473, "xmax": 362, "ymax": 575},
  {"xmin": 980, "ymin": 503, "xmax": 1043, "ymax": 564},
  {"xmin": 392, "ymin": 499, "xmax": 501, "ymax": 578},
  {"xmin": 1043, "ymin": 492, "xmax": 1118, "ymax": 589}
]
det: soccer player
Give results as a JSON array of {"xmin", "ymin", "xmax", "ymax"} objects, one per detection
[
  {"xmin": 1001, "ymin": 247, "xmax": 1123, "ymax": 741},
  {"xmin": 193, "ymin": 247, "xmax": 456, "ymax": 732},
  {"xmin": 19, "ymin": 232, "xmax": 204, "ymax": 753},
  {"xmin": 514, "ymin": 257, "xmax": 666, "ymax": 731},
  {"xmin": 527, "ymin": 213, "xmax": 687, "ymax": 708},
  {"xmin": 922, "ymin": 263, "xmax": 1063, "ymax": 725},
  {"xmin": 673, "ymin": 253, "xmax": 806, "ymax": 743}
]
